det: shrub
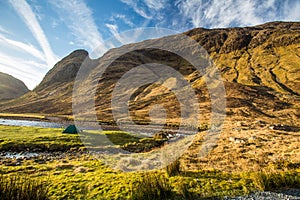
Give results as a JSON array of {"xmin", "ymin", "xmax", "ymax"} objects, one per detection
[{"xmin": 0, "ymin": 174, "xmax": 49, "ymax": 200}]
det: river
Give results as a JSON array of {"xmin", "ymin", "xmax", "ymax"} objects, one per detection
[{"xmin": 0, "ymin": 118, "xmax": 65, "ymax": 128}]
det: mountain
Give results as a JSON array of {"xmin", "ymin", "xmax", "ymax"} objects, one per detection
[
  {"xmin": 0, "ymin": 50, "xmax": 88, "ymax": 114},
  {"xmin": 1, "ymin": 21, "xmax": 299, "ymax": 171},
  {"xmin": 0, "ymin": 22, "xmax": 299, "ymax": 128},
  {"xmin": 0, "ymin": 72, "xmax": 29, "ymax": 101},
  {"xmin": 81, "ymin": 21, "xmax": 300, "ymax": 127}
]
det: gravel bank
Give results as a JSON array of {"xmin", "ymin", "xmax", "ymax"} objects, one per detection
[{"xmin": 225, "ymin": 189, "xmax": 300, "ymax": 200}]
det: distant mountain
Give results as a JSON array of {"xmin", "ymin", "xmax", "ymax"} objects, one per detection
[
  {"xmin": 0, "ymin": 72, "xmax": 29, "ymax": 101},
  {"xmin": 0, "ymin": 21, "xmax": 299, "ymax": 127},
  {"xmin": 0, "ymin": 50, "xmax": 89, "ymax": 114}
]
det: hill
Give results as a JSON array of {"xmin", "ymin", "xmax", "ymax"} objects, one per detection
[
  {"xmin": 0, "ymin": 50, "xmax": 88, "ymax": 114},
  {"xmin": 0, "ymin": 21, "xmax": 299, "ymax": 126},
  {"xmin": 0, "ymin": 72, "xmax": 29, "ymax": 101},
  {"xmin": 0, "ymin": 21, "xmax": 299, "ymax": 171}
]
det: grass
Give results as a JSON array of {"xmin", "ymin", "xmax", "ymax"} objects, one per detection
[
  {"xmin": 0, "ymin": 174, "xmax": 49, "ymax": 200},
  {"xmin": 0, "ymin": 125, "xmax": 83, "ymax": 152},
  {"xmin": 0, "ymin": 113, "xmax": 46, "ymax": 120},
  {"xmin": 131, "ymin": 173, "xmax": 173, "ymax": 200},
  {"xmin": 0, "ymin": 113, "xmax": 75, "ymax": 121},
  {"xmin": 250, "ymin": 171, "xmax": 300, "ymax": 191},
  {"xmin": 165, "ymin": 159, "xmax": 181, "ymax": 177},
  {"xmin": 0, "ymin": 125, "xmax": 299, "ymax": 199}
]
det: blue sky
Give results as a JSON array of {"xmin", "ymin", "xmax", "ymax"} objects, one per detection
[{"xmin": 0, "ymin": 0, "xmax": 299, "ymax": 89}]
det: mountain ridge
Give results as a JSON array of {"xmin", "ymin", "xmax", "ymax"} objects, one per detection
[{"xmin": 0, "ymin": 21, "xmax": 299, "ymax": 127}]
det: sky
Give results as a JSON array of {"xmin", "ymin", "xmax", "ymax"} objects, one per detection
[{"xmin": 0, "ymin": 0, "xmax": 299, "ymax": 90}]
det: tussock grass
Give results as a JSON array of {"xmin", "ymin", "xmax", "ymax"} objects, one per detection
[
  {"xmin": 0, "ymin": 174, "xmax": 49, "ymax": 200},
  {"xmin": 131, "ymin": 173, "xmax": 173, "ymax": 200},
  {"xmin": 165, "ymin": 159, "xmax": 181, "ymax": 177},
  {"xmin": 250, "ymin": 171, "xmax": 300, "ymax": 191}
]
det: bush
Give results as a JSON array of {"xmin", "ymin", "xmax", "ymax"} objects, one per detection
[
  {"xmin": 0, "ymin": 174, "xmax": 49, "ymax": 200},
  {"xmin": 131, "ymin": 173, "xmax": 173, "ymax": 200}
]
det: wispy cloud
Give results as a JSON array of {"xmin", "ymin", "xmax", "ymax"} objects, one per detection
[
  {"xmin": 120, "ymin": 0, "xmax": 152, "ymax": 19},
  {"xmin": 283, "ymin": 0, "xmax": 300, "ymax": 21},
  {"xmin": 8, "ymin": 0, "xmax": 58, "ymax": 67},
  {"xmin": 50, "ymin": 0, "xmax": 110, "ymax": 55},
  {"xmin": 176, "ymin": 0, "xmax": 300, "ymax": 28},
  {"xmin": 143, "ymin": 0, "xmax": 167, "ymax": 11},
  {"xmin": 0, "ymin": 52, "xmax": 48, "ymax": 89},
  {"xmin": 0, "ymin": 34, "xmax": 45, "ymax": 61},
  {"xmin": 120, "ymin": 0, "xmax": 300, "ymax": 30},
  {"xmin": 0, "ymin": 25, "xmax": 11, "ymax": 35},
  {"xmin": 111, "ymin": 14, "xmax": 135, "ymax": 27},
  {"xmin": 105, "ymin": 23, "xmax": 127, "ymax": 44}
]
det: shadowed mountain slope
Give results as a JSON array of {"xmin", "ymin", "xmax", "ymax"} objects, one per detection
[{"xmin": 0, "ymin": 72, "xmax": 29, "ymax": 101}]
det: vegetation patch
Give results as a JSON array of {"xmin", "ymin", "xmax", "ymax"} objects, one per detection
[
  {"xmin": 0, "ymin": 125, "xmax": 299, "ymax": 199},
  {"xmin": 0, "ymin": 174, "xmax": 49, "ymax": 200}
]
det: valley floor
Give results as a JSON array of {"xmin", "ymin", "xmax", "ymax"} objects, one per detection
[{"xmin": 0, "ymin": 125, "xmax": 299, "ymax": 199}]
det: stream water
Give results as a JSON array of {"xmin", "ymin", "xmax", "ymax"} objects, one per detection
[{"xmin": 0, "ymin": 118, "xmax": 65, "ymax": 128}]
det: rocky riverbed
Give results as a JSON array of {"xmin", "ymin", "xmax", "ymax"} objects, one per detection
[{"xmin": 225, "ymin": 189, "xmax": 300, "ymax": 200}]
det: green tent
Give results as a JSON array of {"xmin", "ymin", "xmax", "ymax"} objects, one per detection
[{"xmin": 62, "ymin": 125, "xmax": 80, "ymax": 134}]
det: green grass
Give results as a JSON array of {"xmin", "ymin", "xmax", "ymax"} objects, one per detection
[
  {"xmin": 0, "ymin": 125, "xmax": 83, "ymax": 152},
  {"xmin": 0, "ymin": 125, "xmax": 148, "ymax": 152},
  {"xmin": 1, "ymin": 156, "xmax": 300, "ymax": 199},
  {"xmin": 0, "ymin": 125, "xmax": 299, "ymax": 199}
]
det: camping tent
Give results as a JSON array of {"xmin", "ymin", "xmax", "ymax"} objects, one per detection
[{"xmin": 62, "ymin": 125, "xmax": 80, "ymax": 134}]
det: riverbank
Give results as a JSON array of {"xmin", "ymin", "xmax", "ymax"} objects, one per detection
[{"xmin": 0, "ymin": 113, "xmax": 73, "ymax": 122}]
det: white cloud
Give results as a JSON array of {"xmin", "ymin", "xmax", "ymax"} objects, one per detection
[
  {"xmin": 283, "ymin": 0, "xmax": 300, "ymax": 21},
  {"xmin": 0, "ymin": 34, "xmax": 45, "ymax": 61},
  {"xmin": 112, "ymin": 14, "xmax": 135, "ymax": 27},
  {"xmin": 0, "ymin": 52, "xmax": 48, "ymax": 89},
  {"xmin": 0, "ymin": 25, "xmax": 11, "ymax": 35},
  {"xmin": 176, "ymin": 0, "xmax": 263, "ymax": 28},
  {"xmin": 50, "ymin": 0, "xmax": 110, "ymax": 55},
  {"xmin": 9, "ymin": 0, "xmax": 58, "ymax": 67},
  {"xmin": 144, "ymin": 0, "xmax": 167, "ymax": 11},
  {"xmin": 106, "ymin": 24, "xmax": 119, "ymax": 36},
  {"xmin": 120, "ymin": 0, "xmax": 152, "ymax": 19},
  {"xmin": 175, "ymin": 0, "xmax": 300, "ymax": 29},
  {"xmin": 105, "ymin": 23, "xmax": 128, "ymax": 44},
  {"xmin": 119, "ymin": 0, "xmax": 300, "ymax": 31}
]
